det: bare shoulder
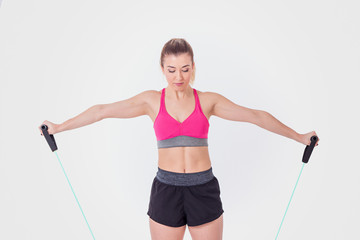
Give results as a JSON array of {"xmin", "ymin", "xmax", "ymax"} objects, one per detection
[
  {"xmin": 193, "ymin": 89, "xmax": 220, "ymax": 118},
  {"xmin": 136, "ymin": 89, "xmax": 160, "ymax": 103},
  {"xmin": 197, "ymin": 90, "xmax": 258, "ymax": 123},
  {"xmin": 196, "ymin": 89, "xmax": 221, "ymax": 98},
  {"xmin": 140, "ymin": 89, "xmax": 158, "ymax": 96},
  {"xmin": 140, "ymin": 89, "xmax": 160, "ymax": 96},
  {"xmin": 195, "ymin": 89, "xmax": 222, "ymax": 105},
  {"xmin": 142, "ymin": 89, "xmax": 161, "ymax": 104},
  {"xmin": 141, "ymin": 89, "xmax": 162, "ymax": 121}
]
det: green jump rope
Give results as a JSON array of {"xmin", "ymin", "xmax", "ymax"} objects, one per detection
[{"xmin": 41, "ymin": 124, "xmax": 318, "ymax": 239}]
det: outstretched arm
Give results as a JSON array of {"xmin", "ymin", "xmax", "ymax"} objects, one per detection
[
  {"xmin": 249, "ymin": 110, "xmax": 302, "ymax": 144},
  {"xmin": 56, "ymin": 104, "xmax": 103, "ymax": 133},
  {"xmin": 45, "ymin": 90, "xmax": 152, "ymax": 135},
  {"xmin": 210, "ymin": 92, "xmax": 316, "ymax": 145}
]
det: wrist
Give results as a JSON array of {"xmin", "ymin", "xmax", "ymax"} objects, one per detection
[
  {"xmin": 55, "ymin": 123, "xmax": 63, "ymax": 134},
  {"xmin": 296, "ymin": 133, "xmax": 303, "ymax": 144}
]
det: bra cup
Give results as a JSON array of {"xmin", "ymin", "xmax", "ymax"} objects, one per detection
[
  {"xmin": 154, "ymin": 113, "xmax": 180, "ymax": 140},
  {"xmin": 154, "ymin": 88, "xmax": 209, "ymax": 141},
  {"xmin": 181, "ymin": 112, "xmax": 209, "ymax": 139}
]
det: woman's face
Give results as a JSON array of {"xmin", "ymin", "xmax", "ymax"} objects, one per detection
[{"xmin": 161, "ymin": 53, "xmax": 194, "ymax": 90}]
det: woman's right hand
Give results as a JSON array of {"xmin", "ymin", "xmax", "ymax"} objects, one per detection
[
  {"xmin": 299, "ymin": 131, "xmax": 319, "ymax": 146},
  {"xmin": 39, "ymin": 120, "xmax": 58, "ymax": 136}
]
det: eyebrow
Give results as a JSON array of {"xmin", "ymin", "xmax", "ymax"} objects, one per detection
[{"xmin": 167, "ymin": 64, "xmax": 190, "ymax": 68}]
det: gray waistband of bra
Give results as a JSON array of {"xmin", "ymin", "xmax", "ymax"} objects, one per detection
[
  {"xmin": 156, "ymin": 167, "xmax": 214, "ymax": 186},
  {"xmin": 157, "ymin": 136, "xmax": 208, "ymax": 149}
]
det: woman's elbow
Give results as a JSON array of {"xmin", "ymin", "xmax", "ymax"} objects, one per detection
[
  {"xmin": 95, "ymin": 104, "xmax": 106, "ymax": 121},
  {"xmin": 249, "ymin": 109, "xmax": 266, "ymax": 125}
]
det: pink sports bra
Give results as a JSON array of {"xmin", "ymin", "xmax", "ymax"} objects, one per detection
[{"xmin": 153, "ymin": 88, "xmax": 210, "ymax": 148}]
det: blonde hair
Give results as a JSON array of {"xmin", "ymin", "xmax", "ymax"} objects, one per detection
[{"xmin": 160, "ymin": 38, "xmax": 196, "ymax": 86}]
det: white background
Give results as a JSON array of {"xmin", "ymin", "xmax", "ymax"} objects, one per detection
[{"xmin": 1, "ymin": 0, "xmax": 359, "ymax": 239}]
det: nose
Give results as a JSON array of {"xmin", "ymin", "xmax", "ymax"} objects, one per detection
[{"xmin": 176, "ymin": 71, "xmax": 183, "ymax": 80}]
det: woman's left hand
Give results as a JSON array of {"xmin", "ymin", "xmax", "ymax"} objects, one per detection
[{"xmin": 299, "ymin": 131, "xmax": 319, "ymax": 146}]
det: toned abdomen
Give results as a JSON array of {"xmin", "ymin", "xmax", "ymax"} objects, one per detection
[{"xmin": 158, "ymin": 147, "xmax": 211, "ymax": 173}]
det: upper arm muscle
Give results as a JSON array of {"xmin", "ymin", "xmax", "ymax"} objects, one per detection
[
  {"xmin": 99, "ymin": 90, "xmax": 152, "ymax": 119},
  {"xmin": 211, "ymin": 92, "xmax": 259, "ymax": 123}
]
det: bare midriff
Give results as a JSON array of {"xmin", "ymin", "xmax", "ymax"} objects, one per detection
[{"xmin": 158, "ymin": 146, "xmax": 212, "ymax": 173}]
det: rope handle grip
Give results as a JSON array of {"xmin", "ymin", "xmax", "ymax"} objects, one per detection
[
  {"xmin": 41, "ymin": 124, "xmax": 58, "ymax": 152},
  {"xmin": 302, "ymin": 135, "xmax": 318, "ymax": 163}
]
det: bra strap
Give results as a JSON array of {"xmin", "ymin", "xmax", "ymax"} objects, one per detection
[
  {"xmin": 159, "ymin": 88, "xmax": 165, "ymax": 112},
  {"xmin": 193, "ymin": 88, "xmax": 200, "ymax": 111}
]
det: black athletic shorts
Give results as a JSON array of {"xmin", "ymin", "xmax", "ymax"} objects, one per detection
[{"xmin": 147, "ymin": 175, "xmax": 224, "ymax": 227}]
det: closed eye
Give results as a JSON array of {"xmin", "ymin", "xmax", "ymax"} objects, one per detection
[{"xmin": 168, "ymin": 69, "xmax": 189, "ymax": 73}]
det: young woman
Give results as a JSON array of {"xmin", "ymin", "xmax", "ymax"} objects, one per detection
[{"xmin": 39, "ymin": 38, "xmax": 319, "ymax": 240}]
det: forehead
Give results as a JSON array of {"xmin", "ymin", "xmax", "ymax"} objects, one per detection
[{"xmin": 164, "ymin": 53, "xmax": 192, "ymax": 67}]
